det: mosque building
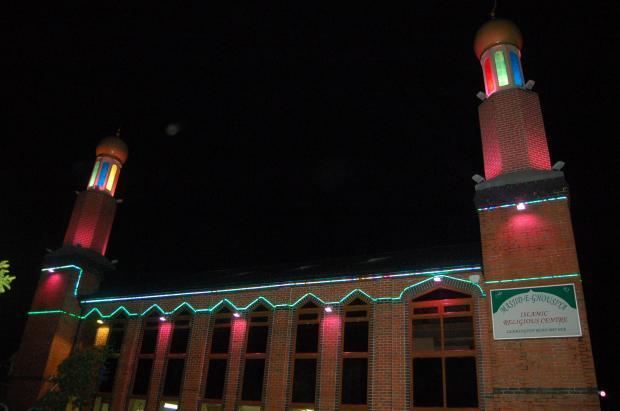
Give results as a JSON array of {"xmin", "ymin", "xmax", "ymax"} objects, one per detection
[{"xmin": 7, "ymin": 17, "xmax": 600, "ymax": 411}]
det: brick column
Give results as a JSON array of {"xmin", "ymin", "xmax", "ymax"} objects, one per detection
[
  {"xmin": 180, "ymin": 314, "xmax": 211, "ymax": 410},
  {"xmin": 317, "ymin": 308, "xmax": 342, "ymax": 411},
  {"xmin": 368, "ymin": 301, "xmax": 407, "ymax": 410},
  {"xmin": 223, "ymin": 316, "xmax": 248, "ymax": 411},
  {"xmin": 111, "ymin": 318, "xmax": 143, "ymax": 411},
  {"xmin": 145, "ymin": 321, "xmax": 172, "ymax": 411},
  {"xmin": 263, "ymin": 309, "xmax": 294, "ymax": 408},
  {"xmin": 391, "ymin": 302, "xmax": 408, "ymax": 410}
]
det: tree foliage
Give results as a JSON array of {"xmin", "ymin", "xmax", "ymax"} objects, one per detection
[
  {"xmin": 0, "ymin": 260, "xmax": 15, "ymax": 294},
  {"xmin": 36, "ymin": 346, "xmax": 110, "ymax": 411}
]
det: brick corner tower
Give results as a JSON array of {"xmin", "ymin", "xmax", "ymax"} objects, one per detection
[
  {"xmin": 8, "ymin": 136, "xmax": 128, "ymax": 410},
  {"xmin": 472, "ymin": 17, "xmax": 600, "ymax": 409}
]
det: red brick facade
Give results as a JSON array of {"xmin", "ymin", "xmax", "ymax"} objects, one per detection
[
  {"xmin": 63, "ymin": 190, "xmax": 118, "ymax": 255},
  {"xmin": 6, "ymin": 19, "xmax": 601, "ymax": 411},
  {"xmin": 479, "ymin": 88, "xmax": 551, "ymax": 180}
]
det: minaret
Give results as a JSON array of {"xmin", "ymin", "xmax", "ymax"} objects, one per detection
[
  {"xmin": 63, "ymin": 136, "xmax": 128, "ymax": 255},
  {"xmin": 8, "ymin": 136, "xmax": 128, "ymax": 410},
  {"xmin": 475, "ymin": 18, "xmax": 551, "ymax": 179},
  {"xmin": 473, "ymin": 19, "xmax": 599, "ymax": 408}
]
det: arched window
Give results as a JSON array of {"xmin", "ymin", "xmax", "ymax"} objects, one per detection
[
  {"xmin": 160, "ymin": 309, "xmax": 193, "ymax": 409},
  {"xmin": 127, "ymin": 311, "xmax": 160, "ymax": 411},
  {"xmin": 202, "ymin": 306, "xmax": 233, "ymax": 410},
  {"xmin": 411, "ymin": 288, "xmax": 478, "ymax": 409},
  {"xmin": 290, "ymin": 300, "xmax": 321, "ymax": 410},
  {"xmin": 239, "ymin": 304, "xmax": 271, "ymax": 410},
  {"xmin": 341, "ymin": 298, "xmax": 369, "ymax": 410}
]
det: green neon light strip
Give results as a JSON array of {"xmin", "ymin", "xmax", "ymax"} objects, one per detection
[
  {"xmin": 81, "ymin": 266, "xmax": 482, "ymax": 304},
  {"xmin": 484, "ymin": 273, "xmax": 580, "ymax": 284},
  {"xmin": 28, "ymin": 309, "xmax": 81, "ymax": 319},
  {"xmin": 477, "ymin": 196, "xmax": 567, "ymax": 212},
  {"xmin": 28, "ymin": 274, "xmax": 486, "ymax": 320},
  {"xmin": 42, "ymin": 265, "xmax": 83, "ymax": 296},
  {"xmin": 27, "ymin": 272, "xmax": 583, "ymax": 320}
]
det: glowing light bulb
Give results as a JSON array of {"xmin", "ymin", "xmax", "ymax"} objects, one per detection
[
  {"xmin": 159, "ymin": 316, "xmax": 166, "ymax": 322},
  {"xmin": 433, "ymin": 276, "xmax": 442, "ymax": 282},
  {"xmin": 96, "ymin": 319, "xmax": 104, "ymax": 325},
  {"xmin": 599, "ymin": 390, "xmax": 607, "ymax": 398},
  {"xmin": 325, "ymin": 306, "xmax": 333, "ymax": 313},
  {"xmin": 516, "ymin": 202, "xmax": 526, "ymax": 210},
  {"xmin": 233, "ymin": 312, "xmax": 241, "ymax": 318}
]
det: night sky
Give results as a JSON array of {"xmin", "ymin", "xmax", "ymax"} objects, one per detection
[{"xmin": 2, "ymin": 1, "xmax": 619, "ymax": 405}]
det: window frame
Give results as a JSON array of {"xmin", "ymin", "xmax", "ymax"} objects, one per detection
[
  {"xmin": 128, "ymin": 312, "xmax": 159, "ymax": 404},
  {"xmin": 202, "ymin": 307, "xmax": 233, "ymax": 405},
  {"xmin": 410, "ymin": 289, "xmax": 479, "ymax": 410},
  {"xmin": 160, "ymin": 310, "xmax": 192, "ymax": 401},
  {"xmin": 97, "ymin": 314, "xmax": 126, "ymax": 396},
  {"xmin": 340, "ymin": 298, "xmax": 370, "ymax": 410},
  {"xmin": 290, "ymin": 301, "xmax": 322, "ymax": 409},
  {"xmin": 238, "ymin": 305, "xmax": 272, "ymax": 409}
]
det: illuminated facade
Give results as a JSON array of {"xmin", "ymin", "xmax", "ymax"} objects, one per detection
[{"xmin": 8, "ymin": 18, "xmax": 599, "ymax": 411}]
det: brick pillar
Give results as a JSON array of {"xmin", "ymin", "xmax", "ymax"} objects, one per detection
[
  {"xmin": 111, "ymin": 318, "xmax": 143, "ymax": 411},
  {"xmin": 317, "ymin": 308, "xmax": 342, "ymax": 411},
  {"xmin": 368, "ymin": 301, "xmax": 408, "ymax": 410},
  {"xmin": 180, "ymin": 314, "xmax": 211, "ymax": 410},
  {"xmin": 474, "ymin": 294, "xmax": 493, "ymax": 410},
  {"xmin": 391, "ymin": 301, "xmax": 408, "ymax": 410},
  {"xmin": 223, "ymin": 316, "xmax": 248, "ymax": 411},
  {"xmin": 145, "ymin": 321, "xmax": 172, "ymax": 411},
  {"xmin": 263, "ymin": 309, "xmax": 294, "ymax": 409}
]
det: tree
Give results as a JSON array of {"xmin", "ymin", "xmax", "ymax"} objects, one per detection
[
  {"xmin": 0, "ymin": 260, "xmax": 15, "ymax": 294},
  {"xmin": 36, "ymin": 346, "xmax": 110, "ymax": 411}
]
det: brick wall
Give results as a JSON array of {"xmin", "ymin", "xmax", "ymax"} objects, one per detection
[
  {"xmin": 7, "ymin": 267, "xmax": 90, "ymax": 410},
  {"xmin": 479, "ymin": 200, "xmax": 599, "ymax": 409},
  {"xmin": 145, "ymin": 321, "xmax": 172, "ymax": 411},
  {"xmin": 263, "ymin": 309, "xmax": 294, "ymax": 408},
  {"xmin": 180, "ymin": 314, "xmax": 211, "ymax": 409},
  {"xmin": 63, "ymin": 190, "xmax": 117, "ymax": 255},
  {"xmin": 111, "ymin": 318, "xmax": 143, "ymax": 410},
  {"xmin": 479, "ymin": 200, "xmax": 579, "ymax": 281},
  {"xmin": 479, "ymin": 88, "xmax": 551, "ymax": 179}
]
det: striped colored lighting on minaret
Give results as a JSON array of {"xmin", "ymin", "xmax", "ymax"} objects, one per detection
[
  {"xmin": 474, "ymin": 18, "xmax": 525, "ymax": 97},
  {"xmin": 87, "ymin": 135, "xmax": 128, "ymax": 196}
]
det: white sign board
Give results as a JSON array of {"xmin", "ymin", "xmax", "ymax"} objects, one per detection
[{"xmin": 491, "ymin": 284, "xmax": 582, "ymax": 340}]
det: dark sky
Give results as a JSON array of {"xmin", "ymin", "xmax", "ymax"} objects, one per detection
[{"xmin": 2, "ymin": 1, "xmax": 618, "ymax": 405}]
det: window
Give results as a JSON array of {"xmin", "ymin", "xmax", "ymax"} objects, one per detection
[
  {"xmin": 494, "ymin": 50, "xmax": 509, "ymax": 86},
  {"xmin": 130, "ymin": 312, "xmax": 159, "ymax": 402},
  {"xmin": 291, "ymin": 301, "xmax": 321, "ymax": 408},
  {"xmin": 411, "ymin": 288, "xmax": 478, "ymax": 409},
  {"xmin": 98, "ymin": 314, "xmax": 126, "ymax": 394},
  {"xmin": 239, "ymin": 305, "xmax": 270, "ymax": 409},
  {"xmin": 341, "ymin": 298, "xmax": 369, "ymax": 408},
  {"xmin": 510, "ymin": 50, "xmax": 523, "ymax": 86},
  {"xmin": 203, "ymin": 307, "xmax": 232, "ymax": 408},
  {"xmin": 483, "ymin": 57, "xmax": 495, "ymax": 95},
  {"xmin": 162, "ymin": 310, "xmax": 192, "ymax": 400}
]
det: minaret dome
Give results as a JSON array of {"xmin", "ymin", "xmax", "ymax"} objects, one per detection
[
  {"xmin": 474, "ymin": 18, "xmax": 523, "ymax": 59},
  {"xmin": 96, "ymin": 136, "xmax": 129, "ymax": 165},
  {"xmin": 475, "ymin": 18, "xmax": 525, "ymax": 97}
]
